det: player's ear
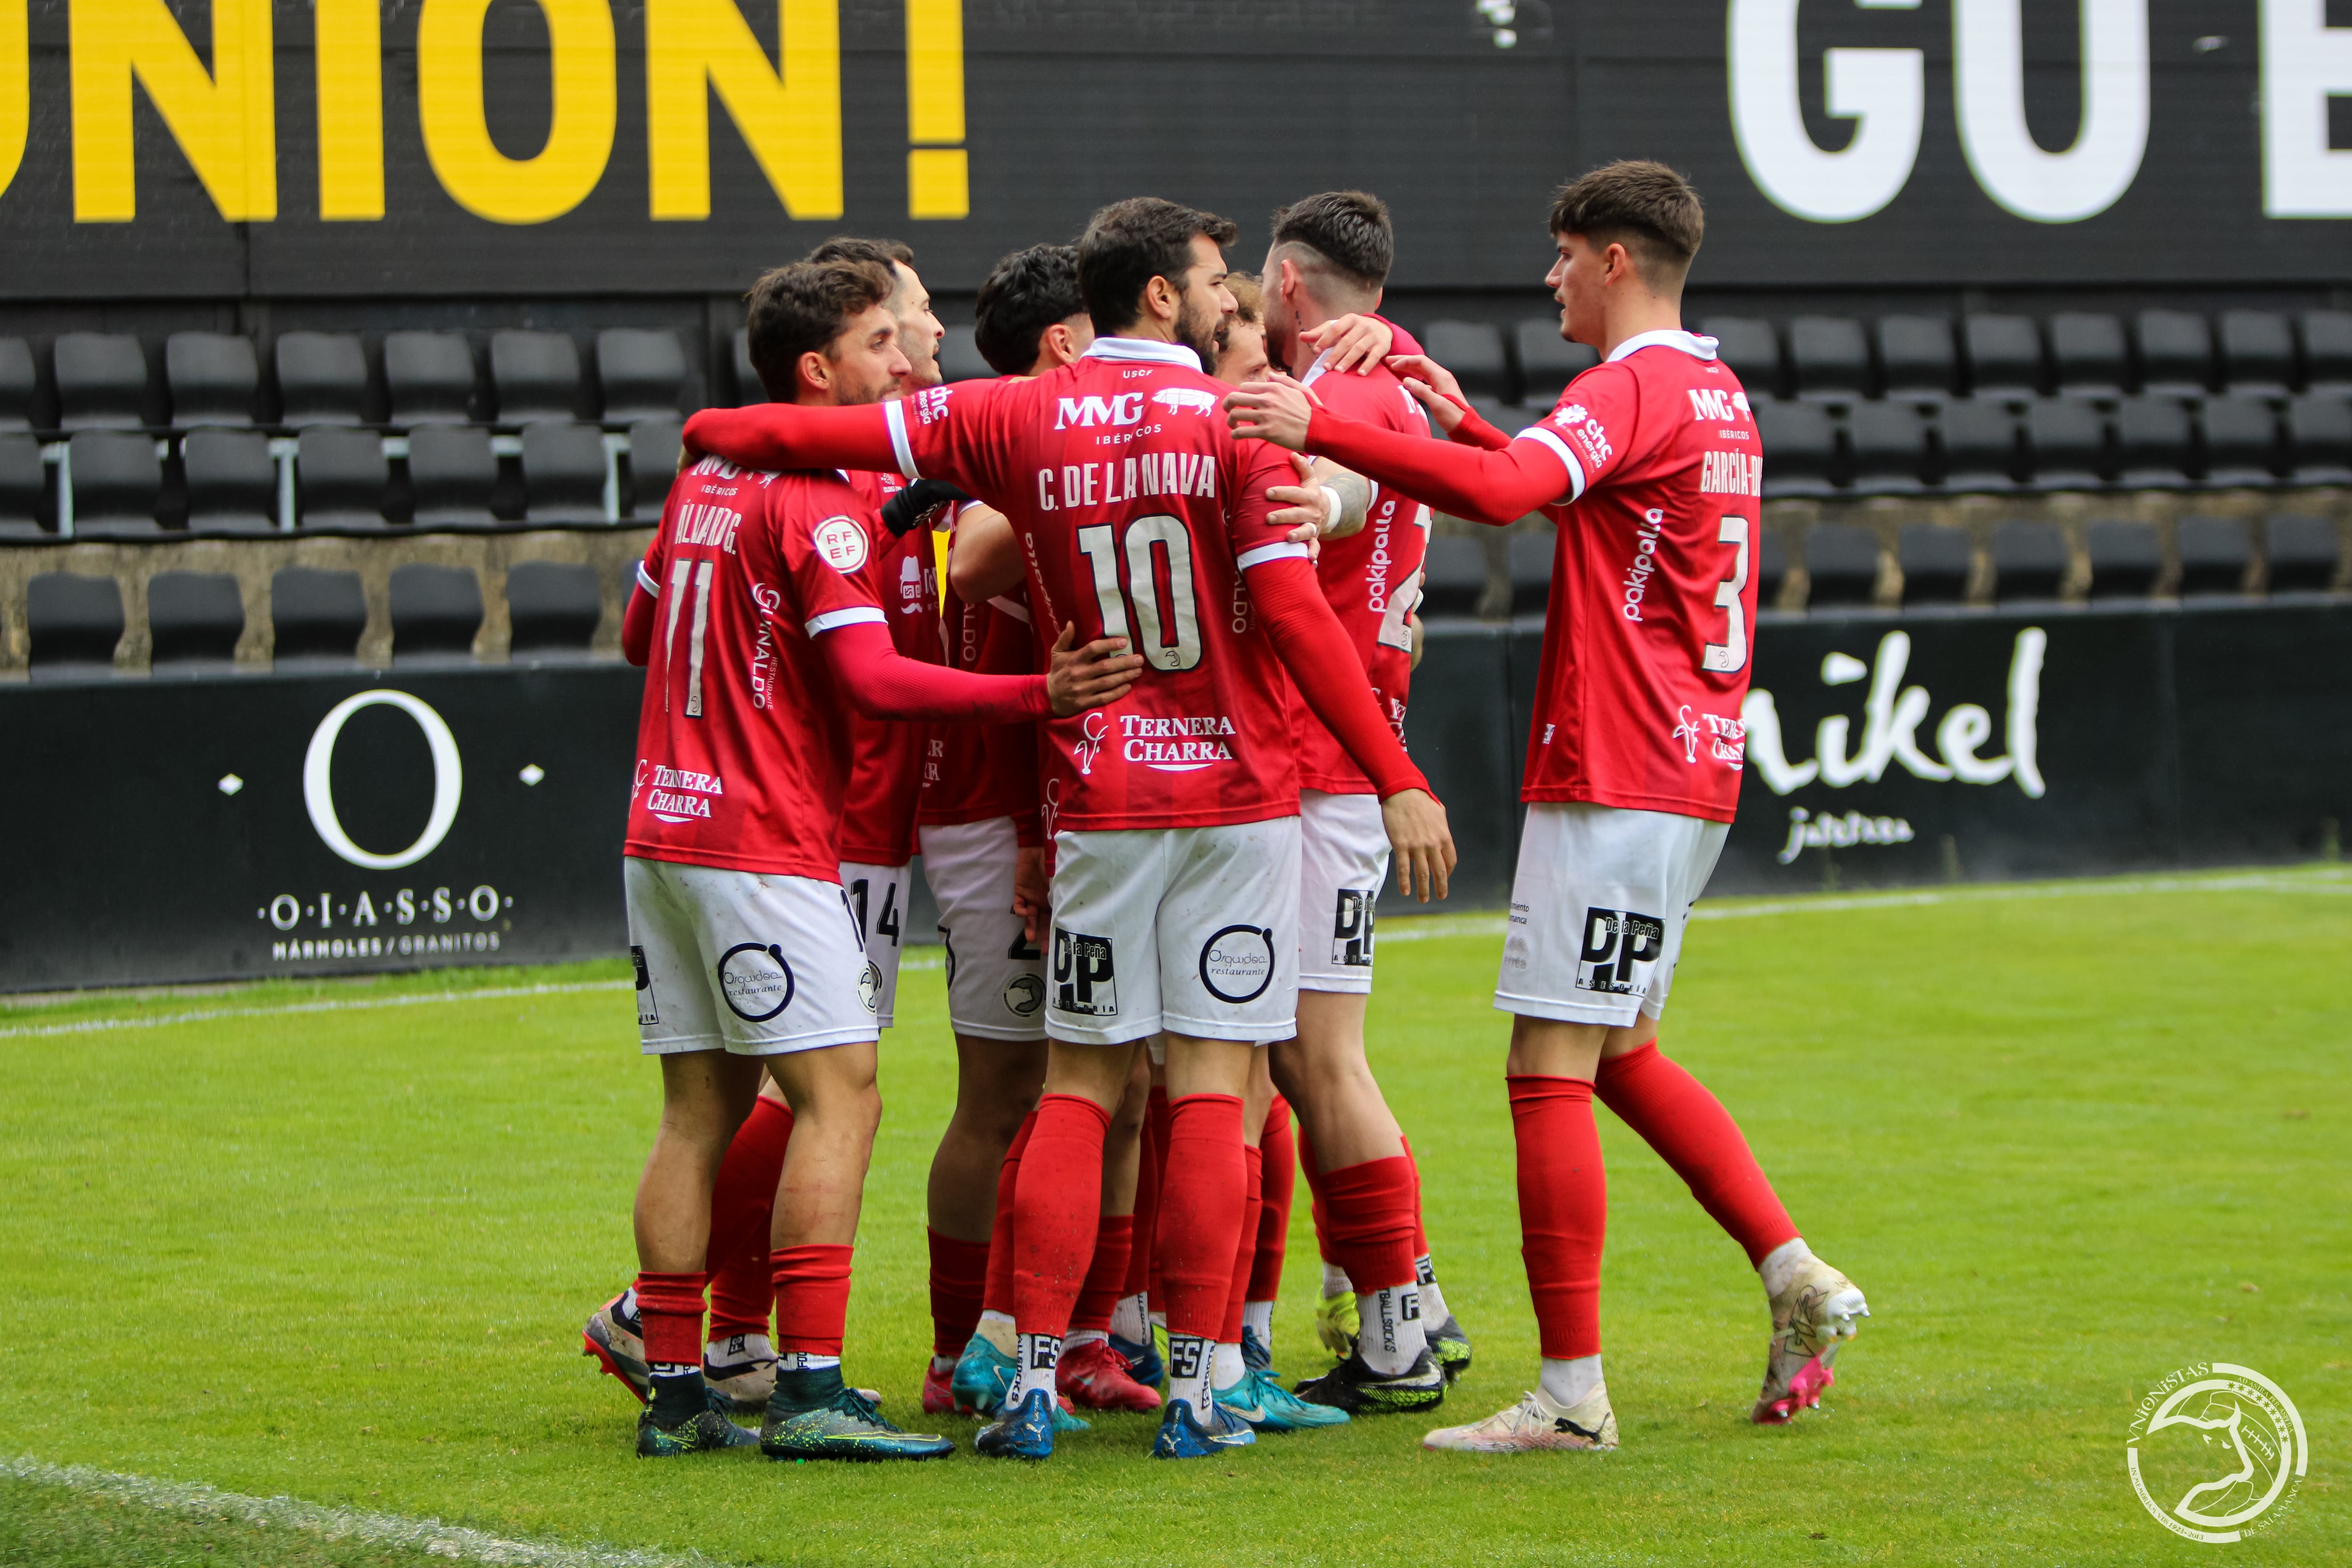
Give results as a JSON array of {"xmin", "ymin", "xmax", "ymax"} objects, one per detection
[{"xmin": 797, "ymin": 348, "xmax": 830, "ymax": 397}]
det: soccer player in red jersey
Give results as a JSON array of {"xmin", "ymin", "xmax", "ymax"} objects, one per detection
[
  {"xmin": 681, "ymin": 197, "xmax": 1456, "ymax": 1461},
  {"xmin": 614, "ymin": 257, "xmax": 1141, "ymax": 1461},
  {"xmin": 1230, "ymin": 163, "xmax": 1869, "ymax": 1453}
]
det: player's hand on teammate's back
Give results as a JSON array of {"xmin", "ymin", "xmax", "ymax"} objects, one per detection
[
  {"xmin": 1044, "ymin": 623, "xmax": 1144, "ymax": 717},
  {"xmin": 1269, "ymin": 453, "xmax": 1354, "ymax": 549},
  {"xmin": 1381, "ymin": 788, "xmax": 1455, "ymax": 903},
  {"xmin": 1385, "ymin": 354, "xmax": 1470, "ymax": 436},
  {"xmin": 1298, "ymin": 313, "xmax": 1396, "ymax": 375},
  {"xmin": 1224, "ymin": 377, "xmax": 1316, "ymax": 452}
]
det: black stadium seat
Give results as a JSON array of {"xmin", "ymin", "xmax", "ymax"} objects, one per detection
[
  {"xmin": 66, "ymin": 430, "xmax": 163, "ymax": 538},
  {"xmin": 1991, "ymin": 520, "xmax": 2069, "ymax": 602},
  {"xmin": 0, "ymin": 337, "xmax": 35, "ymax": 429},
  {"xmin": 627, "ymin": 418, "xmax": 683, "ymax": 517},
  {"xmin": 520, "ymin": 421, "xmax": 608, "ymax": 524},
  {"xmin": 2051, "ymin": 312, "xmax": 2128, "ymax": 400},
  {"xmin": 275, "ymin": 331, "xmax": 371, "ymax": 426},
  {"xmin": 181, "ymin": 428, "xmax": 278, "ymax": 535},
  {"xmin": 1898, "ymin": 523, "xmax": 1972, "ymax": 605},
  {"xmin": 1701, "ymin": 317, "xmax": 1783, "ymax": 399},
  {"xmin": 54, "ymin": 333, "xmax": 150, "ymax": 429},
  {"xmin": 390, "ymin": 563, "xmax": 484, "ymax": 663},
  {"xmin": 2175, "ymin": 516, "xmax": 2253, "ymax": 597},
  {"xmin": 2264, "ymin": 515, "xmax": 2339, "ymax": 592},
  {"xmin": 2024, "ymin": 400, "xmax": 2109, "ymax": 490},
  {"xmin": 2301, "ymin": 310, "xmax": 2352, "ymax": 393},
  {"xmin": 595, "ymin": 329, "xmax": 687, "ymax": 422},
  {"xmin": 2134, "ymin": 309, "xmax": 2213, "ymax": 398},
  {"xmin": 2113, "ymin": 396, "xmax": 2195, "ymax": 488},
  {"xmin": 405, "ymin": 424, "xmax": 498, "ymax": 527},
  {"xmin": 2218, "ymin": 310, "xmax": 2295, "ymax": 398},
  {"xmin": 1416, "ymin": 534, "xmax": 1489, "ymax": 619},
  {"xmin": 491, "ymin": 330, "xmax": 583, "ymax": 423},
  {"xmin": 1963, "ymin": 314, "xmax": 2044, "ymax": 400},
  {"xmin": 506, "ymin": 560, "xmax": 604, "ymax": 656},
  {"xmin": 1754, "ymin": 527, "xmax": 1788, "ymax": 608},
  {"xmin": 1789, "ymin": 316, "xmax": 1869, "ymax": 402},
  {"xmin": 2286, "ymin": 395, "xmax": 2352, "ymax": 484},
  {"xmin": 27, "ymin": 573, "xmax": 125, "ymax": 676},
  {"xmin": 270, "ymin": 567, "xmax": 367, "ymax": 664},
  {"xmin": 1877, "ymin": 315, "xmax": 1958, "ymax": 403},
  {"xmin": 938, "ymin": 325, "xmax": 992, "ymax": 382},
  {"xmin": 2199, "ymin": 395, "xmax": 2282, "ymax": 487},
  {"xmin": 1515, "ymin": 321, "xmax": 1597, "ymax": 409},
  {"xmin": 1937, "ymin": 399, "xmax": 2021, "ymax": 491},
  {"xmin": 385, "ymin": 331, "xmax": 477, "ymax": 425},
  {"xmin": 2085, "ymin": 520, "xmax": 2162, "ymax": 599},
  {"xmin": 1421, "ymin": 321, "xmax": 1510, "ymax": 400},
  {"xmin": 1803, "ymin": 523, "xmax": 1880, "ymax": 607},
  {"xmin": 1753, "ymin": 398, "xmax": 1835, "ymax": 498},
  {"xmin": 1508, "ymin": 529, "xmax": 1552, "ymax": 613},
  {"xmin": 296, "ymin": 427, "xmax": 390, "ymax": 530},
  {"xmin": 0, "ymin": 432, "xmax": 44, "ymax": 536},
  {"xmin": 1845, "ymin": 402, "xmax": 1929, "ymax": 494},
  {"xmin": 147, "ymin": 570, "xmax": 247, "ymax": 669},
  {"xmin": 165, "ymin": 332, "xmax": 259, "ymax": 428}
]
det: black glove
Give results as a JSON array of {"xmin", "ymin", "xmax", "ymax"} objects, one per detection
[{"xmin": 879, "ymin": 478, "xmax": 973, "ymax": 537}]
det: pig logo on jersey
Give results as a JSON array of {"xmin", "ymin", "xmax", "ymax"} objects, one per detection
[
  {"xmin": 1199, "ymin": 924, "xmax": 1276, "ymax": 1004},
  {"xmin": 1052, "ymin": 928, "xmax": 1119, "ymax": 1016},
  {"xmin": 1073, "ymin": 711, "xmax": 1112, "ymax": 775},
  {"xmin": 1574, "ymin": 908, "xmax": 1663, "ymax": 997},
  {"xmin": 812, "ymin": 514, "xmax": 868, "ymax": 573},
  {"xmin": 1153, "ymin": 387, "xmax": 1220, "ymax": 417}
]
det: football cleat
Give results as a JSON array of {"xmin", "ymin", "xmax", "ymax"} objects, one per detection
[
  {"xmin": 974, "ymin": 1387, "xmax": 1058, "ymax": 1461},
  {"xmin": 1422, "ymin": 1384, "xmax": 1618, "ymax": 1453},
  {"xmin": 1110, "ymin": 1330, "xmax": 1163, "ymax": 1390},
  {"xmin": 1152, "ymin": 1396, "xmax": 1258, "ymax": 1459},
  {"xmin": 1240, "ymin": 1325, "xmax": 1276, "ymax": 1377},
  {"xmin": 1215, "ymin": 1368, "xmax": 1349, "ymax": 1432},
  {"xmin": 1058, "ymin": 1337, "xmax": 1162, "ymax": 1412},
  {"xmin": 703, "ymin": 1337, "xmax": 777, "ymax": 1415},
  {"xmin": 1754, "ymin": 1258, "xmax": 1869, "ymax": 1425},
  {"xmin": 1293, "ymin": 1348, "xmax": 1446, "ymax": 1415},
  {"xmin": 949, "ymin": 1331, "xmax": 1015, "ymax": 1416},
  {"xmin": 1427, "ymin": 1314, "xmax": 1473, "ymax": 1383},
  {"xmin": 921, "ymin": 1360, "xmax": 961, "ymax": 1417},
  {"xmin": 759, "ymin": 1373, "xmax": 954, "ymax": 1462},
  {"xmin": 583, "ymin": 1290, "xmax": 649, "ymax": 1404},
  {"xmin": 1314, "ymin": 1289, "xmax": 1360, "ymax": 1357},
  {"xmin": 635, "ymin": 1387, "xmax": 759, "ymax": 1457}
]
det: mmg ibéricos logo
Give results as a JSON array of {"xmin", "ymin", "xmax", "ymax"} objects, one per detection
[{"xmin": 2126, "ymin": 1363, "xmax": 2307, "ymax": 1544}]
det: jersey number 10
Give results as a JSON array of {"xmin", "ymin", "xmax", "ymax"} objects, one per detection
[{"xmin": 1076, "ymin": 515, "xmax": 1202, "ymax": 672}]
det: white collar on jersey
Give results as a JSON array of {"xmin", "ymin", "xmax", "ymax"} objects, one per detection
[
  {"xmin": 1299, "ymin": 346, "xmax": 1336, "ymax": 387},
  {"xmin": 1608, "ymin": 329, "xmax": 1719, "ymax": 363},
  {"xmin": 1083, "ymin": 335, "xmax": 1204, "ymax": 374}
]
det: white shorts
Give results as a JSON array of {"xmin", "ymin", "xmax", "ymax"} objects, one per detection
[
  {"xmin": 625, "ymin": 857, "xmax": 882, "ymax": 1056},
  {"xmin": 1494, "ymin": 801, "xmax": 1730, "ymax": 1028},
  {"xmin": 838, "ymin": 860, "xmax": 909, "ymax": 1029},
  {"xmin": 921, "ymin": 817, "xmax": 1047, "ymax": 1042},
  {"xmin": 1298, "ymin": 789, "xmax": 1388, "ymax": 995},
  {"xmin": 1047, "ymin": 816, "xmax": 1303, "ymax": 1047}
]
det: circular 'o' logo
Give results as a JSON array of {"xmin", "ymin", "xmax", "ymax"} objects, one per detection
[
  {"xmin": 303, "ymin": 690, "xmax": 464, "ymax": 869},
  {"xmin": 1002, "ymin": 972, "xmax": 1044, "ymax": 1018},
  {"xmin": 716, "ymin": 942, "xmax": 795, "ymax": 1021},
  {"xmin": 1198, "ymin": 924, "xmax": 1275, "ymax": 1004},
  {"xmin": 2126, "ymin": 1362, "xmax": 2307, "ymax": 1544},
  {"xmin": 812, "ymin": 514, "xmax": 869, "ymax": 573}
]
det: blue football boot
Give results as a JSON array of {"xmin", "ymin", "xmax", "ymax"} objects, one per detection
[
  {"xmin": 975, "ymin": 1386, "xmax": 1057, "ymax": 1461},
  {"xmin": 1216, "ymin": 1367, "xmax": 1350, "ymax": 1432},
  {"xmin": 1110, "ymin": 1330, "xmax": 1163, "ymax": 1390},
  {"xmin": 1152, "ymin": 1395, "xmax": 1258, "ymax": 1459}
]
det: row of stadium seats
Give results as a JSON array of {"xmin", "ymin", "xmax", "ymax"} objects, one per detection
[
  {"xmin": 1426, "ymin": 308, "xmax": 2352, "ymax": 411},
  {"xmin": 19, "ymin": 563, "xmax": 606, "ymax": 676},
  {"xmin": 0, "ymin": 328, "xmax": 691, "ymax": 433},
  {"xmin": 1415, "ymin": 515, "xmax": 2344, "ymax": 619},
  {"xmin": 0, "ymin": 420, "xmax": 682, "ymax": 538}
]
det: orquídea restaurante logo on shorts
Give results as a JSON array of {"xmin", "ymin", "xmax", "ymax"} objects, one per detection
[{"xmin": 2126, "ymin": 1363, "xmax": 2307, "ymax": 1543}]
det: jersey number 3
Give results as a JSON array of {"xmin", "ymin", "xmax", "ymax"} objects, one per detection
[
  {"xmin": 1700, "ymin": 516, "xmax": 1749, "ymax": 675},
  {"xmin": 1076, "ymin": 515, "xmax": 1202, "ymax": 672}
]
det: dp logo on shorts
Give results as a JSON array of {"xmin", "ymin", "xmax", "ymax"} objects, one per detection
[
  {"xmin": 2127, "ymin": 1363, "xmax": 2307, "ymax": 1543},
  {"xmin": 1052, "ymin": 929, "xmax": 1118, "ymax": 1017},
  {"xmin": 1574, "ymin": 906, "xmax": 1664, "ymax": 996}
]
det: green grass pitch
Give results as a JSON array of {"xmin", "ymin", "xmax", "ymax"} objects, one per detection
[{"xmin": 2, "ymin": 869, "xmax": 2345, "ymax": 1567}]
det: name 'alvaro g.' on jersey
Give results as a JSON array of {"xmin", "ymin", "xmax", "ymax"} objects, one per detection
[{"xmin": 880, "ymin": 337, "xmax": 1310, "ymax": 834}]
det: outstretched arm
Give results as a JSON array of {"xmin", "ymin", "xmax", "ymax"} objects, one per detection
[
  {"xmin": 683, "ymin": 401, "xmax": 903, "ymax": 478},
  {"xmin": 1228, "ymin": 380, "xmax": 1570, "ymax": 528},
  {"xmin": 817, "ymin": 620, "xmax": 1140, "ymax": 723}
]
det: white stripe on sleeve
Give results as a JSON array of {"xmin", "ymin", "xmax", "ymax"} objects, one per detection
[
  {"xmin": 1516, "ymin": 426, "xmax": 1589, "ymax": 504},
  {"xmin": 805, "ymin": 606, "xmax": 888, "ymax": 636},
  {"xmin": 882, "ymin": 400, "xmax": 919, "ymax": 482},
  {"xmin": 1235, "ymin": 542, "xmax": 1312, "ymax": 570},
  {"xmin": 635, "ymin": 562, "xmax": 660, "ymax": 597},
  {"xmin": 987, "ymin": 596, "xmax": 1033, "ymax": 624}
]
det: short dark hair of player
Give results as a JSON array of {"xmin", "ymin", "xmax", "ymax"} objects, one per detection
[
  {"xmin": 1224, "ymin": 270, "xmax": 1263, "ymax": 326},
  {"xmin": 1076, "ymin": 197, "xmax": 1240, "ymax": 334},
  {"xmin": 1266, "ymin": 190, "xmax": 1392, "ymax": 297},
  {"xmin": 1548, "ymin": 161, "xmax": 1704, "ymax": 284},
  {"xmin": 744, "ymin": 259, "xmax": 896, "ymax": 401},
  {"xmin": 804, "ymin": 236, "xmax": 916, "ymax": 270},
  {"xmin": 973, "ymin": 244, "xmax": 1083, "ymax": 376}
]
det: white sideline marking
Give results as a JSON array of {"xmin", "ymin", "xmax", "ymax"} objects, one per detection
[
  {"xmin": 0, "ymin": 980, "xmax": 630, "ymax": 1042},
  {"xmin": 1, "ymin": 1455, "xmax": 711, "ymax": 1568}
]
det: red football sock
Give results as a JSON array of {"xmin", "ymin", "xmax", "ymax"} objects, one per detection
[
  {"xmin": 1157, "ymin": 1094, "xmax": 1246, "ymax": 1339},
  {"xmin": 1143, "ymin": 1086, "xmax": 1172, "ymax": 1309},
  {"xmin": 1120, "ymin": 1099, "xmax": 1162, "ymax": 1304},
  {"xmin": 1507, "ymin": 1075, "xmax": 1605, "ymax": 1360},
  {"xmin": 982, "ymin": 1109, "xmax": 1038, "ymax": 1317},
  {"xmin": 771, "ymin": 1243, "xmax": 853, "ymax": 1356},
  {"xmin": 1218, "ymin": 1144, "xmax": 1264, "ymax": 1345},
  {"xmin": 1249, "ymin": 1098, "xmax": 1295, "ymax": 1301},
  {"xmin": 1402, "ymin": 1132, "xmax": 1430, "ymax": 1258},
  {"xmin": 1319, "ymin": 1154, "xmax": 1419, "ymax": 1292},
  {"xmin": 1010, "ymin": 1094, "xmax": 1110, "ymax": 1337},
  {"xmin": 1597, "ymin": 1043, "xmax": 1800, "ymax": 1266},
  {"xmin": 1071, "ymin": 1214, "xmax": 1134, "ymax": 1334},
  {"xmin": 705, "ymin": 1096, "xmax": 793, "ymax": 1339},
  {"xmin": 634, "ymin": 1270, "xmax": 707, "ymax": 1368},
  {"xmin": 1296, "ymin": 1121, "xmax": 1339, "ymax": 1267},
  {"xmin": 926, "ymin": 1229, "xmax": 991, "ymax": 1359}
]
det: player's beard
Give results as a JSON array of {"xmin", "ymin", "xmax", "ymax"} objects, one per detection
[{"xmin": 1175, "ymin": 292, "xmax": 1222, "ymax": 372}]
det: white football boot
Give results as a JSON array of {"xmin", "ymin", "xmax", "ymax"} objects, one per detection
[
  {"xmin": 1422, "ymin": 1383, "xmax": 1618, "ymax": 1453},
  {"xmin": 1753, "ymin": 1256, "xmax": 1868, "ymax": 1424}
]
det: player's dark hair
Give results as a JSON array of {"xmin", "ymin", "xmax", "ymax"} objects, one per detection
[
  {"xmin": 1224, "ymin": 270, "xmax": 1263, "ymax": 326},
  {"xmin": 1076, "ymin": 197, "xmax": 1239, "ymax": 334},
  {"xmin": 804, "ymin": 236, "xmax": 916, "ymax": 270},
  {"xmin": 972, "ymin": 244, "xmax": 1084, "ymax": 375},
  {"xmin": 1548, "ymin": 161, "xmax": 1704, "ymax": 283},
  {"xmin": 1267, "ymin": 190, "xmax": 1392, "ymax": 296},
  {"xmin": 744, "ymin": 259, "xmax": 896, "ymax": 401}
]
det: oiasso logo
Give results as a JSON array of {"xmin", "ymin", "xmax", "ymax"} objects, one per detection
[{"xmin": 2127, "ymin": 1363, "xmax": 2307, "ymax": 1544}]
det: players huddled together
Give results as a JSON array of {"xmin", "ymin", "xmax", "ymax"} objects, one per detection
[{"xmin": 583, "ymin": 161, "xmax": 1871, "ymax": 1464}]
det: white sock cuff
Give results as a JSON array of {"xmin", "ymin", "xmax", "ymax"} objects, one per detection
[{"xmin": 1758, "ymin": 1237, "xmax": 1815, "ymax": 1298}]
